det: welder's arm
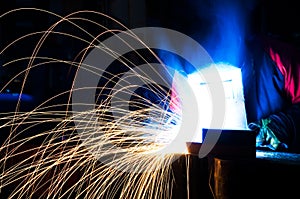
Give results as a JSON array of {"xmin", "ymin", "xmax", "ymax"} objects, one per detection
[
  {"xmin": 249, "ymin": 103, "xmax": 300, "ymax": 152},
  {"xmin": 249, "ymin": 37, "xmax": 300, "ymax": 152}
]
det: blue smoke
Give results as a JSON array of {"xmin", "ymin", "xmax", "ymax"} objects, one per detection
[
  {"xmin": 200, "ymin": 0, "xmax": 254, "ymax": 67},
  {"xmin": 158, "ymin": 0, "xmax": 259, "ymax": 73}
]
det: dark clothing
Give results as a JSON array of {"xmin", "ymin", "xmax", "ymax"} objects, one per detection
[{"xmin": 242, "ymin": 35, "xmax": 300, "ymax": 153}]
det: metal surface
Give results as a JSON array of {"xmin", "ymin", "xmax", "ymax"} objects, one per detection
[
  {"xmin": 256, "ymin": 149, "xmax": 300, "ymax": 165},
  {"xmin": 186, "ymin": 129, "xmax": 256, "ymax": 159}
]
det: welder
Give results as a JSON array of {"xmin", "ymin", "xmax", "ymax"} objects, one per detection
[
  {"xmin": 243, "ymin": 34, "xmax": 300, "ymax": 153},
  {"xmin": 165, "ymin": 0, "xmax": 300, "ymax": 153}
]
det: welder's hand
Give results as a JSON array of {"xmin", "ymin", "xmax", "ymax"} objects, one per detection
[{"xmin": 248, "ymin": 118, "xmax": 287, "ymax": 151}]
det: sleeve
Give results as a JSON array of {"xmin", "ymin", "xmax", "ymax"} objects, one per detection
[
  {"xmin": 267, "ymin": 38, "xmax": 300, "ymax": 104},
  {"xmin": 251, "ymin": 37, "xmax": 300, "ymax": 152},
  {"xmin": 268, "ymin": 103, "xmax": 300, "ymax": 152}
]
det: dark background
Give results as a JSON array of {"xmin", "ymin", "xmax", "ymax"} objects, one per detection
[
  {"xmin": 0, "ymin": 0, "xmax": 300, "ymax": 109},
  {"xmin": 0, "ymin": 1, "xmax": 300, "ymax": 197}
]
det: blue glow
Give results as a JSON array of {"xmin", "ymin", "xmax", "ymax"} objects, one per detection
[
  {"xmin": 158, "ymin": 50, "xmax": 188, "ymax": 76},
  {"xmin": 152, "ymin": 1, "xmax": 258, "ymax": 143},
  {"xmin": 200, "ymin": 0, "xmax": 250, "ymax": 67},
  {"xmin": 157, "ymin": 0, "xmax": 257, "ymax": 74}
]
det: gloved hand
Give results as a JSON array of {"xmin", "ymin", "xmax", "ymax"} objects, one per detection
[{"xmin": 248, "ymin": 118, "xmax": 288, "ymax": 151}]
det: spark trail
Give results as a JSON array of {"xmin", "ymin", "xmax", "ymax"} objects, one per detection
[{"xmin": 0, "ymin": 8, "xmax": 194, "ymax": 199}]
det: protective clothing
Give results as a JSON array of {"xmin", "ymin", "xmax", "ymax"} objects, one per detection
[{"xmin": 243, "ymin": 35, "xmax": 300, "ymax": 152}]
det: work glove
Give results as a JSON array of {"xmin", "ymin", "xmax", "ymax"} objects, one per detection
[{"xmin": 248, "ymin": 118, "xmax": 288, "ymax": 151}]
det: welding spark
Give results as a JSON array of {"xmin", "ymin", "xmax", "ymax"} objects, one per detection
[{"xmin": 0, "ymin": 8, "xmax": 195, "ymax": 199}]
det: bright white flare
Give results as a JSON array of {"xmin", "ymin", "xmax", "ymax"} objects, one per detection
[{"xmin": 186, "ymin": 63, "xmax": 248, "ymax": 142}]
